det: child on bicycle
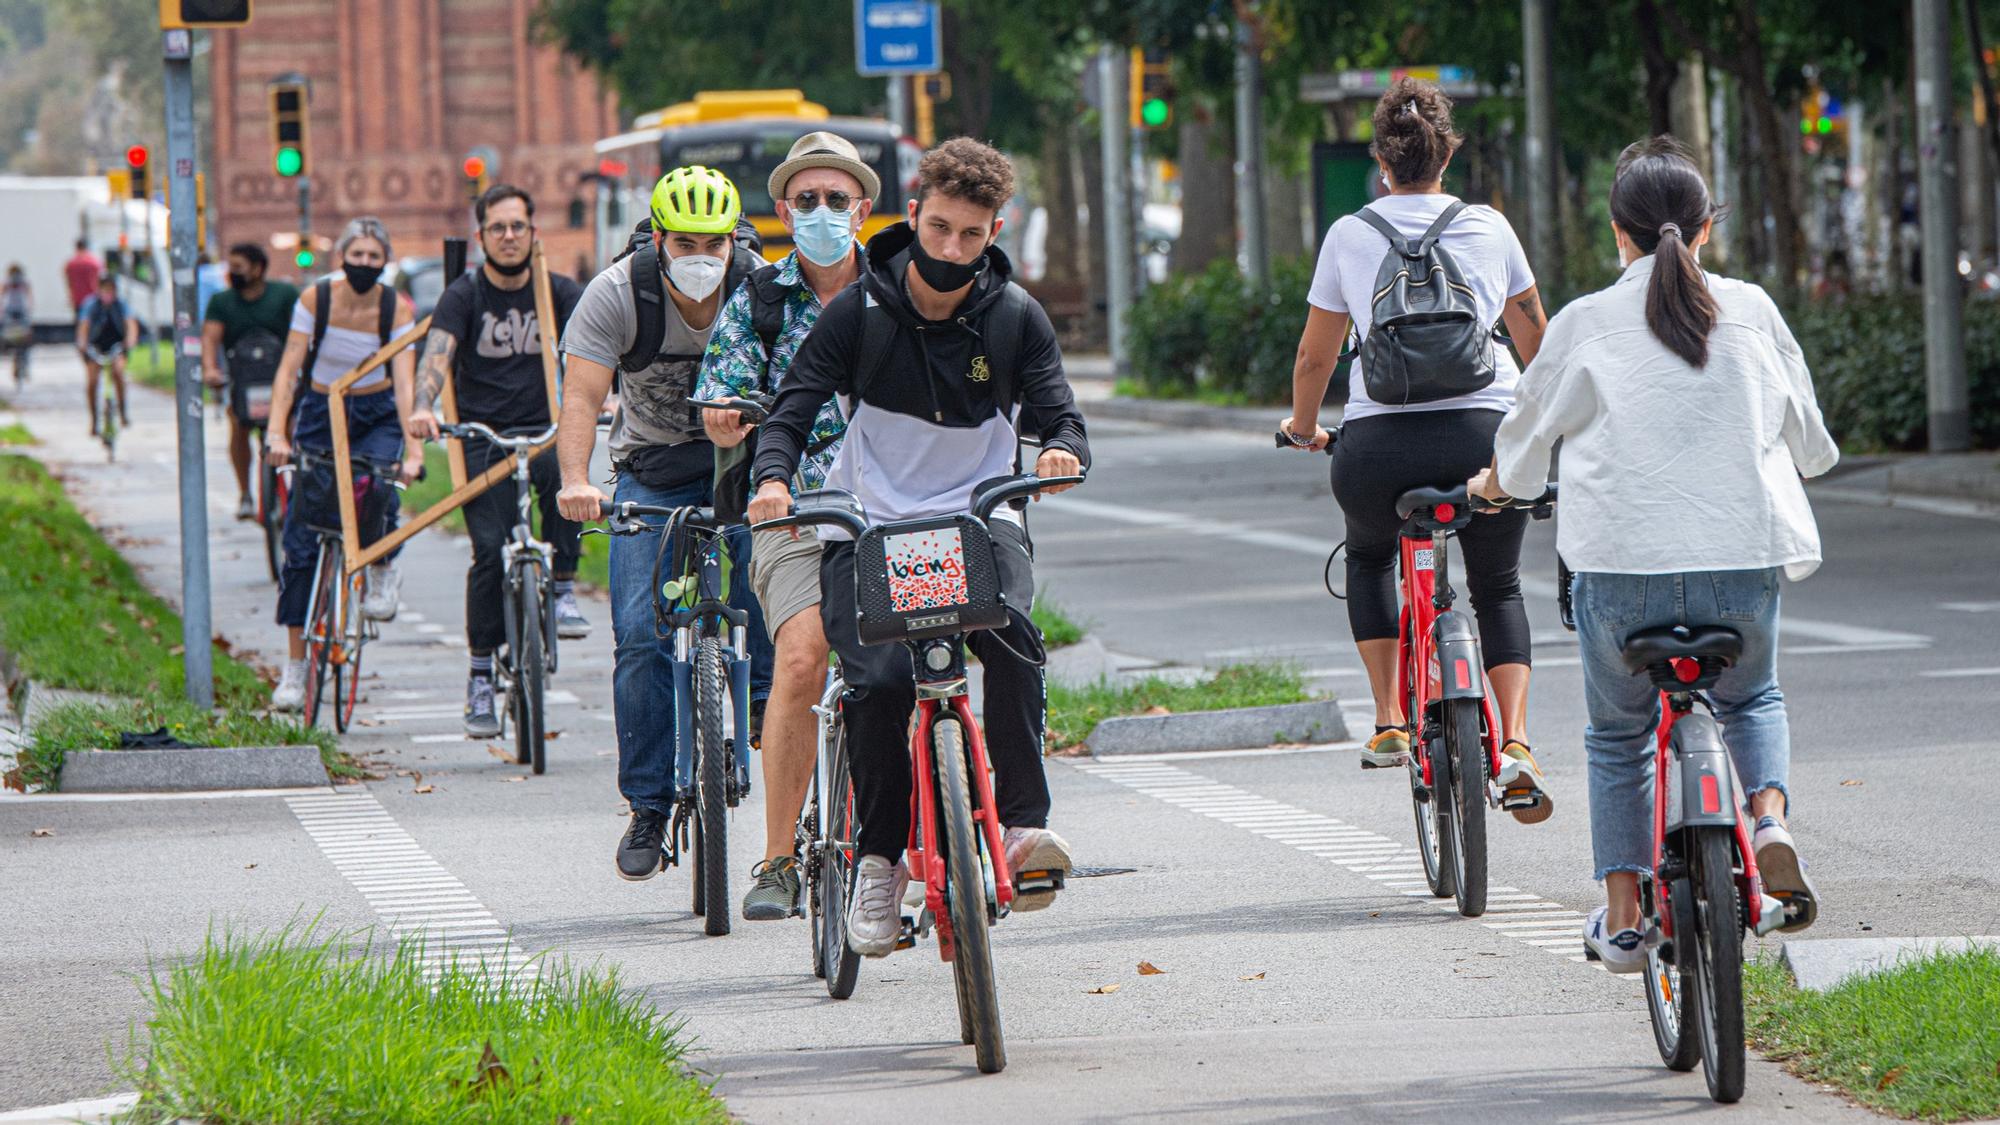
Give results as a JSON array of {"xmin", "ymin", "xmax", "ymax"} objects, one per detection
[{"xmin": 1469, "ymin": 136, "xmax": 1837, "ymax": 970}]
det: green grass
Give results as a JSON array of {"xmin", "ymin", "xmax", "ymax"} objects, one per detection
[
  {"xmin": 0, "ymin": 420, "xmax": 33, "ymax": 444},
  {"xmin": 1031, "ymin": 595, "xmax": 1086, "ymax": 650},
  {"xmin": 1046, "ymin": 662, "xmax": 1316, "ymax": 750},
  {"xmin": 125, "ymin": 343, "xmax": 176, "ymax": 392},
  {"xmin": 118, "ymin": 925, "xmax": 729, "ymax": 1124},
  {"xmin": 13, "ymin": 699, "xmax": 348, "ymax": 791},
  {"xmin": 400, "ymin": 445, "xmax": 609, "ymax": 590},
  {"xmin": 1746, "ymin": 947, "xmax": 2000, "ymax": 1121},
  {"xmin": 1111, "ymin": 375, "xmax": 1264, "ymax": 407},
  {"xmin": 0, "ymin": 455, "xmax": 267, "ymax": 707}
]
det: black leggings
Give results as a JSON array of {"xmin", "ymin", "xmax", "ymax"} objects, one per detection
[{"xmin": 1330, "ymin": 409, "xmax": 1532, "ymax": 669}]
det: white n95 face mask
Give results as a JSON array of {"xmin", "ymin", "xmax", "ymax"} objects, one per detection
[{"xmin": 666, "ymin": 252, "xmax": 726, "ymax": 300}]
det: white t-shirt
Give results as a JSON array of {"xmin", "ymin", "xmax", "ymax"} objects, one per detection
[
  {"xmin": 1307, "ymin": 193, "xmax": 1535, "ymax": 421},
  {"xmin": 290, "ymin": 299, "xmax": 413, "ymax": 391}
]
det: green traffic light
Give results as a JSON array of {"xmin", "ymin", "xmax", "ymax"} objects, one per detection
[
  {"xmin": 275, "ymin": 147, "xmax": 303, "ymax": 177},
  {"xmin": 295, "ymin": 249, "xmax": 314, "ymax": 268},
  {"xmin": 1141, "ymin": 97, "xmax": 1170, "ymax": 128},
  {"xmin": 1817, "ymin": 116, "xmax": 1833, "ymax": 135}
]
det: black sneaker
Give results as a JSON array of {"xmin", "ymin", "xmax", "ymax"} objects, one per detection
[{"xmin": 616, "ymin": 809, "xmax": 669, "ymax": 881}]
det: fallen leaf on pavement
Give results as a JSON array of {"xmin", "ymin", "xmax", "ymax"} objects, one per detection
[
  {"xmin": 1240, "ymin": 972, "xmax": 1266, "ymax": 981},
  {"xmin": 1369, "ymin": 911, "xmax": 1381, "ymax": 918},
  {"xmin": 545, "ymin": 730, "xmax": 562, "ymax": 740},
  {"xmin": 29, "ymin": 827, "xmax": 53, "ymax": 838},
  {"xmin": 486, "ymin": 746, "xmax": 512, "ymax": 762},
  {"xmin": 357, "ymin": 718, "xmax": 381, "ymax": 728},
  {"xmin": 1137, "ymin": 961, "xmax": 1165, "ymax": 975},
  {"xmin": 1142, "ymin": 705, "xmax": 1173, "ymax": 716},
  {"xmin": 244, "ymin": 863, "xmax": 257, "ymax": 869},
  {"xmin": 1841, "ymin": 779, "xmax": 1864, "ymax": 787},
  {"xmin": 502, "ymin": 776, "xmax": 527, "ymax": 783},
  {"xmin": 1086, "ymin": 983, "xmax": 1121, "ymax": 995},
  {"xmin": 1877, "ymin": 1066, "xmax": 1908, "ymax": 1090},
  {"xmin": 413, "ymin": 784, "xmax": 435, "ymax": 794}
]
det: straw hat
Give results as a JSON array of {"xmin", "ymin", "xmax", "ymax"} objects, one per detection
[{"xmin": 767, "ymin": 131, "xmax": 882, "ymax": 205}]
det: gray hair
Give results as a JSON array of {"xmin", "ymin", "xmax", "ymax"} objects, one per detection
[{"xmin": 334, "ymin": 216, "xmax": 393, "ymax": 260}]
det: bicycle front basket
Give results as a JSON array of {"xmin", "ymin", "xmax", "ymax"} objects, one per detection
[{"xmin": 853, "ymin": 514, "xmax": 1008, "ymax": 645}]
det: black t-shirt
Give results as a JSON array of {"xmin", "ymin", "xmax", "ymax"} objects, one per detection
[{"xmin": 430, "ymin": 269, "xmax": 584, "ymax": 429}]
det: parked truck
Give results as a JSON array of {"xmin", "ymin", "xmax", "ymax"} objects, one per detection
[{"xmin": 0, "ymin": 174, "xmax": 174, "ymax": 340}]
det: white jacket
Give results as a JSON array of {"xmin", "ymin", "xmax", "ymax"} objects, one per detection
[{"xmin": 1493, "ymin": 255, "xmax": 1839, "ymax": 579}]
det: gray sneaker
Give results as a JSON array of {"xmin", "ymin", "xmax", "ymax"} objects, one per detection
[
  {"xmin": 554, "ymin": 590, "xmax": 591, "ymax": 639},
  {"xmin": 846, "ymin": 855, "xmax": 907, "ymax": 957},
  {"xmin": 463, "ymin": 675, "xmax": 501, "ymax": 739},
  {"xmin": 742, "ymin": 855, "xmax": 802, "ymax": 921},
  {"xmin": 361, "ymin": 562, "xmax": 401, "ymax": 621}
]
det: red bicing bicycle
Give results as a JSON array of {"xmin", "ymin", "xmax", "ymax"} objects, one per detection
[
  {"xmin": 1555, "ymin": 566, "xmax": 1788, "ymax": 1104},
  {"xmin": 758, "ymin": 472, "xmax": 1081, "ymax": 1075}
]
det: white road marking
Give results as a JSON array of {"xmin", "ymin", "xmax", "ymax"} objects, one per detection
[
  {"xmin": 1940, "ymin": 601, "xmax": 2000, "ymax": 613},
  {"xmin": 1921, "ymin": 667, "xmax": 2000, "ymax": 678}
]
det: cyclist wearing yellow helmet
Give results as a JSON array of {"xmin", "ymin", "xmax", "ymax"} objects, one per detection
[{"xmin": 556, "ymin": 165, "xmax": 775, "ymax": 881}]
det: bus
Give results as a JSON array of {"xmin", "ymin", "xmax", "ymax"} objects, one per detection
[{"xmin": 592, "ymin": 89, "xmax": 919, "ymax": 267}]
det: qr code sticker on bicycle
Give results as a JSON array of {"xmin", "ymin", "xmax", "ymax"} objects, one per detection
[
  {"xmin": 1414, "ymin": 548, "xmax": 1435, "ymax": 571},
  {"xmin": 883, "ymin": 527, "xmax": 969, "ymax": 612}
]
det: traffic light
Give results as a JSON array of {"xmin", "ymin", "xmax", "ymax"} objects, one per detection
[
  {"xmin": 159, "ymin": 0, "xmax": 251, "ymax": 28},
  {"xmin": 294, "ymin": 234, "xmax": 315, "ymax": 270},
  {"xmin": 269, "ymin": 80, "xmax": 309, "ymax": 178},
  {"xmin": 1130, "ymin": 47, "xmax": 1173, "ymax": 130},
  {"xmin": 125, "ymin": 145, "xmax": 150, "ymax": 200},
  {"xmin": 461, "ymin": 145, "xmax": 498, "ymax": 199}
]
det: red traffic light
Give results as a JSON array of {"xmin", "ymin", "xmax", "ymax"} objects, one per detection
[
  {"xmin": 126, "ymin": 145, "xmax": 149, "ymax": 169},
  {"xmin": 462, "ymin": 155, "xmax": 487, "ymax": 180},
  {"xmin": 597, "ymin": 157, "xmax": 629, "ymax": 178}
]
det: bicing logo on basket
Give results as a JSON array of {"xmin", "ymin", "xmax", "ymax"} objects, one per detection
[{"xmin": 884, "ymin": 528, "xmax": 970, "ymax": 613}]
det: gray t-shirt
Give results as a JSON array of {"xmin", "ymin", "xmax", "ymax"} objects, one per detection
[{"xmin": 561, "ymin": 259, "xmax": 722, "ymax": 461}]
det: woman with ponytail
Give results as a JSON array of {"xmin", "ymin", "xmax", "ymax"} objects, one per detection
[{"xmin": 1470, "ymin": 137, "xmax": 1839, "ymax": 970}]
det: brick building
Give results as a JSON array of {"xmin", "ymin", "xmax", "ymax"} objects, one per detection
[{"xmin": 208, "ymin": 0, "xmax": 617, "ymax": 276}]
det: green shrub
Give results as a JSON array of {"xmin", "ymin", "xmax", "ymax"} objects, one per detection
[
  {"xmin": 1125, "ymin": 256, "xmax": 1317, "ymax": 405},
  {"xmin": 1786, "ymin": 293, "xmax": 2000, "ymax": 452}
]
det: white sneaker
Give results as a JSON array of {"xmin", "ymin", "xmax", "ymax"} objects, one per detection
[
  {"xmin": 1002, "ymin": 826, "xmax": 1072, "ymax": 913},
  {"xmin": 271, "ymin": 660, "xmax": 307, "ymax": 712},
  {"xmin": 1753, "ymin": 816, "xmax": 1819, "ymax": 932},
  {"xmin": 846, "ymin": 855, "xmax": 907, "ymax": 958},
  {"xmin": 361, "ymin": 562, "xmax": 401, "ymax": 621},
  {"xmin": 1582, "ymin": 905, "xmax": 1646, "ymax": 974},
  {"xmin": 553, "ymin": 590, "xmax": 591, "ymax": 639}
]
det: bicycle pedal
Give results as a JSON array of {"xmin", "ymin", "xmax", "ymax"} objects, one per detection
[
  {"xmin": 1360, "ymin": 757, "xmax": 1406, "ymax": 771},
  {"xmin": 1583, "ymin": 945, "xmax": 1601, "ymax": 962},
  {"xmin": 896, "ymin": 917, "xmax": 917, "ymax": 951},
  {"xmin": 1499, "ymin": 790, "xmax": 1541, "ymax": 811},
  {"xmin": 1014, "ymin": 869, "xmax": 1065, "ymax": 897}
]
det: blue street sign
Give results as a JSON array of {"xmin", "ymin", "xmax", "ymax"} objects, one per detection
[{"xmin": 854, "ymin": 0, "xmax": 939, "ymax": 76}]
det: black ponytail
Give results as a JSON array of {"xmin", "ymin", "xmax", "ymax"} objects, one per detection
[{"xmin": 1611, "ymin": 136, "xmax": 1720, "ymax": 367}]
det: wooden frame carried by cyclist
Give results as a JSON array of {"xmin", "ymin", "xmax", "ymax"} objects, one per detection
[{"xmin": 325, "ymin": 241, "xmax": 564, "ymax": 577}]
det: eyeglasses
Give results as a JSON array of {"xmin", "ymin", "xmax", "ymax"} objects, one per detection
[
  {"xmin": 787, "ymin": 190, "xmax": 855, "ymax": 214},
  {"xmin": 482, "ymin": 221, "xmax": 531, "ymax": 238}
]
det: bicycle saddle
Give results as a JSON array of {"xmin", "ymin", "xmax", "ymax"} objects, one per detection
[
  {"xmin": 1395, "ymin": 485, "xmax": 1467, "ymax": 520},
  {"xmin": 1619, "ymin": 625, "xmax": 1744, "ymax": 675}
]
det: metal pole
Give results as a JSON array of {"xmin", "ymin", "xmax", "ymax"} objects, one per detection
[
  {"xmin": 1234, "ymin": 15, "xmax": 1268, "ymax": 285},
  {"xmin": 1523, "ymin": 0, "xmax": 1560, "ymax": 293},
  {"xmin": 1915, "ymin": 0, "xmax": 1970, "ymax": 451},
  {"xmin": 1097, "ymin": 46, "xmax": 1132, "ymax": 378},
  {"xmin": 298, "ymin": 176, "xmax": 312, "ymax": 269},
  {"xmin": 886, "ymin": 76, "xmax": 910, "ymax": 140},
  {"xmin": 162, "ymin": 29, "xmax": 213, "ymax": 708}
]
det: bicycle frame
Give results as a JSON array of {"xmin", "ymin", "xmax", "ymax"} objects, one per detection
[
  {"xmin": 1646, "ymin": 677, "xmax": 1772, "ymax": 941},
  {"xmin": 1394, "ymin": 519, "xmax": 1503, "ymax": 794},
  {"xmin": 655, "ymin": 519, "xmax": 753, "ymax": 803},
  {"xmin": 906, "ymin": 636, "xmax": 1015, "ymax": 958}
]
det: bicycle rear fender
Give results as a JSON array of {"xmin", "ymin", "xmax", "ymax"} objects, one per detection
[
  {"xmin": 1433, "ymin": 611, "xmax": 1485, "ymax": 701},
  {"xmin": 1664, "ymin": 712, "xmax": 1738, "ymax": 832}
]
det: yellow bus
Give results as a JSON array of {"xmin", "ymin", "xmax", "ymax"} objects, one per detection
[{"xmin": 592, "ymin": 89, "xmax": 918, "ymax": 265}]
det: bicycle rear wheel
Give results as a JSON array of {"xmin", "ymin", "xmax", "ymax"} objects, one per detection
[
  {"xmin": 696, "ymin": 637, "xmax": 730, "ymax": 936},
  {"xmin": 818, "ymin": 719, "xmax": 861, "ymax": 998},
  {"xmin": 935, "ymin": 717, "xmax": 1005, "ymax": 1074},
  {"xmin": 1407, "ymin": 624, "xmax": 1454, "ymax": 899},
  {"xmin": 335, "ymin": 572, "xmax": 366, "ymax": 733},
  {"xmin": 259, "ymin": 452, "xmax": 283, "ymax": 582},
  {"xmin": 1444, "ymin": 697, "xmax": 1488, "ymax": 917},
  {"xmin": 513, "ymin": 568, "xmax": 547, "ymax": 775},
  {"xmin": 301, "ymin": 547, "xmax": 338, "ymax": 728},
  {"xmin": 1692, "ymin": 827, "xmax": 1746, "ymax": 1103},
  {"xmin": 1647, "ymin": 873, "xmax": 1702, "ymax": 1072}
]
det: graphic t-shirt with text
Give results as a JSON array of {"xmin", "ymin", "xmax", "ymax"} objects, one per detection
[{"xmin": 431, "ymin": 269, "xmax": 584, "ymax": 430}]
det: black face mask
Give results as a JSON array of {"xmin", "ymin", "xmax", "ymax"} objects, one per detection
[
  {"xmin": 343, "ymin": 262, "xmax": 384, "ymax": 293},
  {"xmin": 486, "ymin": 254, "xmax": 531, "ymax": 277},
  {"xmin": 226, "ymin": 272, "xmax": 253, "ymax": 291},
  {"xmin": 908, "ymin": 226, "xmax": 987, "ymax": 293}
]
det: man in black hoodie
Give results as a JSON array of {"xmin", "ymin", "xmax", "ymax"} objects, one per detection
[{"xmin": 750, "ymin": 138, "xmax": 1088, "ymax": 957}]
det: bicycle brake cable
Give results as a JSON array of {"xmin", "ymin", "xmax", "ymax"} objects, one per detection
[{"xmin": 1324, "ymin": 541, "xmax": 1347, "ymax": 601}]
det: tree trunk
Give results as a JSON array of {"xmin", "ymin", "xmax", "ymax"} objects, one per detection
[
  {"xmin": 1172, "ymin": 106, "xmax": 1237, "ymax": 274},
  {"xmin": 1885, "ymin": 75, "xmax": 1907, "ymax": 292},
  {"xmin": 1728, "ymin": 5, "xmax": 1802, "ymax": 293},
  {"xmin": 1039, "ymin": 111, "xmax": 1083, "ymax": 289},
  {"xmin": 1079, "ymin": 114, "xmax": 1107, "ymax": 349},
  {"xmin": 1635, "ymin": 0, "xmax": 1678, "ymax": 137},
  {"xmin": 1670, "ymin": 55, "xmax": 1711, "ymax": 181},
  {"xmin": 938, "ymin": 5, "xmax": 994, "ymax": 142}
]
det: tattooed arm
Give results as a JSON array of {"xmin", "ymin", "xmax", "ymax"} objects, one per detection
[
  {"xmin": 404, "ymin": 328, "xmax": 456, "ymax": 440},
  {"xmin": 1501, "ymin": 285, "xmax": 1549, "ymax": 366}
]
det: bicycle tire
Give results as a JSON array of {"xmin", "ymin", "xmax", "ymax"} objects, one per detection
[
  {"xmin": 1693, "ymin": 827, "xmax": 1747, "ymax": 1103},
  {"xmin": 1647, "ymin": 873, "xmax": 1702, "ymax": 1072},
  {"xmin": 259, "ymin": 454, "xmax": 283, "ymax": 582},
  {"xmin": 1407, "ymin": 621, "xmax": 1454, "ymax": 899},
  {"xmin": 515, "ymin": 567, "xmax": 547, "ymax": 775},
  {"xmin": 690, "ymin": 807, "xmax": 705, "ymax": 916},
  {"xmin": 335, "ymin": 573, "xmax": 365, "ymax": 733},
  {"xmin": 301, "ymin": 547, "xmax": 338, "ymax": 728},
  {"xmin": 935, "ymin": 718, "xmax": 1005, "ymax": 1073},
  {"xmin": 1445, "ymin": 697, "xmax": 1488, "ymax": 917},
  {"xmin": 821, "ymin": 720, "xmax": 861, "ymax": 998},
  {"xmin": 697, "ymin": 637, "xmax": 730, "ymax": 936}
]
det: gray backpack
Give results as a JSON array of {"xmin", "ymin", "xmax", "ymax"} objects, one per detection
[{"xmin": 1354, "ymin": 201, "xmax": 1496, "ymax": 406}]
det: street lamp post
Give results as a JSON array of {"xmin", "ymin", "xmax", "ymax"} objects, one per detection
[{"xmin": 1914, "ymin": 0, "xmax": 1971, "ymax": 452}]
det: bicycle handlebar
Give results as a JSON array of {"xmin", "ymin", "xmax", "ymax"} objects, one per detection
[
  {"xmin": 1273, "ymin": 430, "xmax": 1336, "ymax": 456},
  {"xmin": 750, "ymin": 473, "xmax": 1087, "ymax": 538},
  {"xmin": 437, "ymin": 420, "xmax": 559, "ymax": 451},
  {"xmin": 688, "ymin": 395, "xmax": 772, "ymax": 425},
  {"xmin": 591, "ymin": 499, "xmax": 723, "ymax": 537}
]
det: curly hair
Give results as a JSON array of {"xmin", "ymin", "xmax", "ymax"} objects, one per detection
[
  {"xmin": 1370, "ymin": 77, "xmax": 1462, "ymax": 187},
  {"xmin": 916, "ymin": 137, "xmax": 1016, "ymax": 213}
]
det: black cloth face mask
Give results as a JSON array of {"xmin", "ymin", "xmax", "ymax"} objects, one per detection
[
  {"xmin": 909, "ymin": 229, "xmax": 986, "ymax": 292},
  {"xmin": 486, "ymin": 253, "xmax": 531, "ymax": 277},
  {"xmin": 343, "ymin": 262, "xmax": 384, "ymax": 293},
  {"xmin": 226, "ymin": 272, "xmax": 252, "ymax": 291}
]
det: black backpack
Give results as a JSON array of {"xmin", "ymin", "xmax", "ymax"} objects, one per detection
[
  {"xmin": 1353, "ymin": 201, "xmax": 1496, "ymax": 406},
  {"xmin": 851, "ymin": 280, "xmax": 1033, "ymax": 428}
]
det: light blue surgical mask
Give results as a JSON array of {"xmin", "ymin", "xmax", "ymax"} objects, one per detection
[{"xmin": 791, "ymin": 205, "xmax": 855, "ymax": 268}]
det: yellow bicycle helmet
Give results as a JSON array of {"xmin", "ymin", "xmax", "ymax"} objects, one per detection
[{"xmin": 650, "ymin": 166, "xmax": 741, "ymax": 235}]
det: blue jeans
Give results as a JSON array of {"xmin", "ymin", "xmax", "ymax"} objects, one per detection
[
  {"xmin": 275, "ymin": 389, "xmax": 404, "ymax": 627},
  {"xmin": 1573, "ymin": 568, "xmax": 1791, "ymax": 881},
  {"xmin": 608, "ymin": 472, "xmax": 772, "ymax": 815}
]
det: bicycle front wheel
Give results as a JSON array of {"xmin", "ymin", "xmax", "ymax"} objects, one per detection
[
  {"xmin": 514, "ymin": 570, "xmax": 547, "ymax": 775},
  {"xmin": 301, "ymin": 548, "xmax": 338, "ymax": 728},
  {"xmin": 1407, "ymin": 622, "xmax": 1454, "ymax": 899},
  {"xmin": 818, "ymin": 717, "xmax": 861, "ymax": 997},
  {"xmin": 1692, "ymin": 827, "xmax": 1746, "ymax": 1103},
  {"xmin": 935, "ymin": 717, "xmax": 1005, "ymax": 1074},
  {"xmin": 1444, "ymin": 697, "xmax": 1487, "ymax": 917},
  {"xmin": 696, "ymin": 636, "xmax": 730, "ymax": 936},
  {"xmin": 335, "ymin": 572, "xmax": 365, "ymax": 733}
]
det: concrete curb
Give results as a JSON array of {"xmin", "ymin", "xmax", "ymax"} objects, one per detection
[
  {"xmin": 58, "ymin": 744, "xmax": 329, "ymax": 792},
  {"xmin": 1078, "ymin": 395, "xmax": 1298, "ymax": 435},
  {"xmin": 1087, "ymin": 699, "xmax": 1349, "ymax": 757},
  {"xmin": 1780, "ymin": 935, "xmax": 2000, "ymax": 992}
]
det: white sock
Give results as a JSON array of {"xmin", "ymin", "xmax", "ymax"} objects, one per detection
[{"xmin": 284, "ymin": 658, "xmax": 306, "ymax": 677}]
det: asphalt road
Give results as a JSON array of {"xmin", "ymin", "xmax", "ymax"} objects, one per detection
[{"xmin": 2, "ymin": 352, "xmax": 1992, "ymax": 1121}]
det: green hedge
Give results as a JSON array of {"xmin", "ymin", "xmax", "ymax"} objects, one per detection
[{"xmin": 1124, "ymin": 256, "xmax": 1317, "ymax": 405}]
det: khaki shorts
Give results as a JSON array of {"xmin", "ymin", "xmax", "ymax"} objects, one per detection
[{"xmin": 749, "ymin": 525, "xmax": 824, "ymax": 635}]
